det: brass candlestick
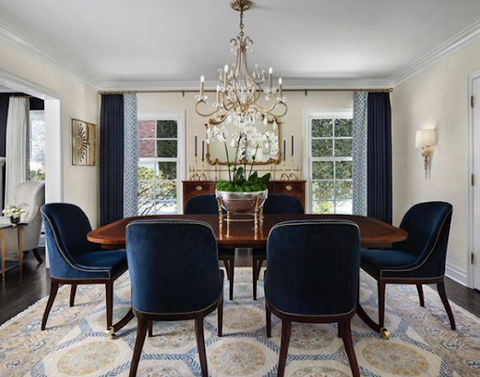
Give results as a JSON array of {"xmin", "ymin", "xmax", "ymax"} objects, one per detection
[
  {"xmin": 199, "ymin": 159, "xmax": 208, "ymax": 181},
  {"xmin": 289, "ymin": 156, "xmax": 298, "ymax": 180},
  {"xmin": 192, "ymin": 156, "xmax": 200, "ymax": 180},
  {"xmin": 280, "ymin": 160, "xmax": 289, "ymax": 181}
]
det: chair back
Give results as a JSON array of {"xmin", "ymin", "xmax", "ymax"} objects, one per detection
[
  {"xmin": 394, "ymin": 201, "xmax": 453, "ymax": 275},
  {"xmin": 126, "ymin": 219, "xmax": 223, "ymax": 314},
  {"xmin": 263, "ymin": 194, "xmax": 304, "ymax": 214},
  {"xmin": 184, "ymin": 194, "xmax": 218, "ymax": 215},
  {"xmin": 41, "ymin": 203, "xmax": 98, "ymax": 277},
  {"xmin": 265, "ymin": 220, "xmax": 360, "ymax": 316}
]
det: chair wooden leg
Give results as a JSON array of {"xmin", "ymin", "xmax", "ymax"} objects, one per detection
[
  {"xmin": 105, "ymin": 281, "xmax": 113, "ymax": 330},
  {"xmin": 266, "ymin": 305, "xmax": 272, "ymax": 338},
  {"xmin": 416, "ymin": 284, "xmax": 425, "ymax": 307},
  {"xmin": 32, "ymin": 248, "xmax": 43, "ymax": 264},
  {"xmin": 277, "ymin": 319, "xmax": 292, "ymax": 377},
  {"xmin": 69, "ymin": 284, "xmax": 77, "ymax": 307},
  {"xmin": 129, "ymin": 318, "xmax": 148, "ymax": 377},
  {"xmin": 340, "ymin": 321, "xmax": 360, "ymax": 377},
  {"xmin": 217, "ymin": 295, "xmax": 223, "ymax": 337},
  {"xmin": 378, "ymin": 280, "xmax": 386, "ymax": 329},
  {"xmin": 437, "ymin": 281, "xmax": 456, "ymax": 330},
  {"xmin": 148, "ymin": 321, "xmax": 153, "ymax": 337},
  {"xmin": 337, "ymin": 322, "xmax": 343, "ymax": 338},
  {"xmin": 41, "ymin": 281, "xmax": 59, "ymax": 330},
  {"xmin": 228, "ymin": 256, "xmax": 235, "ymax": 301},
  {"xmin": 195, "ymin": 317, "xmax": 209, "ymax": 377}
]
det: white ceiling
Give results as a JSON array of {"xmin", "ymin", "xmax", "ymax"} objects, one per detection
[{"xmin": 1, "ymin": 0, "xmax": 480, "ymax": 87}]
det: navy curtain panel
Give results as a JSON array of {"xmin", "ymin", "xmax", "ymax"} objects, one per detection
[
  {"xmin": 367, "ymin": 93, "xmax": 392, "ymax": 224},
  {"xmin": 100, "ymin": 95, "xmax": 124, "ymax": 226}
]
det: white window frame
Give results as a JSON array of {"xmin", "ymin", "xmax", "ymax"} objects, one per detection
[
  {"xmin": 303, "ymin": 109, "xmax": 353, "ymax": 214},
  {"xmin": 137, "ymin": 110, "xmax": 186, "ymax": 214}
]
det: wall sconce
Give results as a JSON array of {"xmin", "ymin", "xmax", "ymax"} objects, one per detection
[{"xmin": 415, "ymin": 129, "xmax": 436, "ymax": 179}]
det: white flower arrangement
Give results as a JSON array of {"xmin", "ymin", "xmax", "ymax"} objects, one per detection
[{"xmin": 2, "ymin": 205, "xmax": 25, "ymax": 219}]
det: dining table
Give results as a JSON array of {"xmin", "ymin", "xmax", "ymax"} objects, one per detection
[{"xmin": 87, "ymin": 213, "xmax": 407, "ymax": 338}]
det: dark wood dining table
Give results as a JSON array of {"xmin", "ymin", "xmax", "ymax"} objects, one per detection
[{"xmin": 87, "ymin": 213, "xmax": 407, "ymax": 337}]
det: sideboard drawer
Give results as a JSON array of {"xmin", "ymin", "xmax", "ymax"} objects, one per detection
[{"xmin": 273, "ymin": 182, "xmax": 303, "ymax": 194}]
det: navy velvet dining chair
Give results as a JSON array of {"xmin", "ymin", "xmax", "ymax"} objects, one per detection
[
  {"xmin": 361, "ymin": 201, "xmax": 455, "ymax": 337},
  {"xmin": 184, "ymin": 194, "xmax": 236, "ymax": 300},
  {"xmin": 265, "ymin": 220, "xmax": 360, "ymax": 377},
  {"xmin": 126, "ymin": 219, "xmax": 224, "ymax": 377},
  {"xmin": 40, "ymin": 203, "xmax": 128, "ymax": 334},
  {"xmin": 252, "ymin": 194, "xmax": 304, "ymax": 299}
]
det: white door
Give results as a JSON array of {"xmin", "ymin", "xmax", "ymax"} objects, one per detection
[{"xmin": 473, "ymin": 77, "xmax": 480, "ymax": 290}]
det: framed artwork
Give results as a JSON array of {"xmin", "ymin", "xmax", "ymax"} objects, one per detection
[{"xmin": 72, "ymin": 119, "xmax": 97, "ymax": 166}]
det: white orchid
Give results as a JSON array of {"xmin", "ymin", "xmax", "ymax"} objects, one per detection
[{"xmin": 2, "ymin": 205, "xmax": 25, "ymax": 219}]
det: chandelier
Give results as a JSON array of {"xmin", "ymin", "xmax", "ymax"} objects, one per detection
[{"xmin": 195, "ymin": 0, "xmax": 287, "ymax": 126}]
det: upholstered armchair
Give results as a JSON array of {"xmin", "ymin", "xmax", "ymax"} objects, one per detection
[
  {"xmin": 40, "ymin": 203, "xmax": 128, "ymax": 333},
  {"xmin": 265, "ymin": 220, "xmax": 360, "ymax": 377},
  {"xmin": 361, "ymin": 201, "xmax": 455, "ymax": 337},
  {"xmin": 126, "ymin": 219, "xmax": 224, "ymax": 377},
  {"xmin": 252, "ymin": 194, "xmax": 304, "ymax": 299},
  {"xmin": 184, "ymin": 194, "xmax": 236, "ymax": 300},
  {"xmin": 0, "ymin": 181, "xmax": 45, "ymax": 263}
]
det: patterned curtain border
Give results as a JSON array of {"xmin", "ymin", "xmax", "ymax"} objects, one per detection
[
  {"xmin": 123, "ymin": 94, "xmax": 138, "ymax": 217},
  {"xmin": 352, "ymin": 92, "xmax": 368, "ymax": 216}
]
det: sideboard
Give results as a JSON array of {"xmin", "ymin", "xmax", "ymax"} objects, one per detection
[{"xmin": 182, "ymin": 180, "xmax": 306, "ymax": 210}]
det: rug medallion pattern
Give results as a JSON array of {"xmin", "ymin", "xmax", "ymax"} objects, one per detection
[{"xmin": 0, "ymin": 269, "xmax": 479, "ymax": 376}]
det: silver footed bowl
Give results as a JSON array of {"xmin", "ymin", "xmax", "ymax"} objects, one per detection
[{"xmin": 216, "ymin": 189, "xmax": 268, "ymax": 214}]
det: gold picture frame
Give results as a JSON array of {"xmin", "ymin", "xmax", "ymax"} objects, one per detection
[{"xmin": 72, "ymin": 119, "xmax": 97, "ymax": 166}]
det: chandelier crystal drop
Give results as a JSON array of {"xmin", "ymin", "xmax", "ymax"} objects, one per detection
[{"xmin": 195, "ymin": 0, "xmax": 288, "ymax": 126}]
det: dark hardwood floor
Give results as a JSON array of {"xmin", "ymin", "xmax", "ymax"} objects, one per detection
[{"xmin": 0, "ymin": 248, "xmax": 479, "ymax": 325}]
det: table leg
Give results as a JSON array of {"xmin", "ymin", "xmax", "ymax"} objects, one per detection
[
  {"xmin": 18, "ymin": 227, "xmax": 23, "ymax": 274},
  {"xmin": 1, "ymin": 229, "xmax": 4, "ymax": 278},
  {"xmin": 356, "ymin": 280, "xmax": 390, "ymax": 339},
  {"xmin": 112, "ymin": 308, "xmax": 134, "ymax": 333}
]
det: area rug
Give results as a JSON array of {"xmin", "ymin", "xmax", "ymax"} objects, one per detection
[{"xmin": 0, "ymin": 268, "xmax": 479, "ymax": 377}]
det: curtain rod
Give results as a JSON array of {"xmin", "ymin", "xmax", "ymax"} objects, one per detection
[{"xmin": 98, "ymin": 88, "xmax": 393, "ymax": 95}]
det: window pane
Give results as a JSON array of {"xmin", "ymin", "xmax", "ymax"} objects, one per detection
[
  {"xmin": 138, "ymin": 140, "xmax": 155, "ymax": 158},
  {"xmin": 29, "ymin": 112, "xmax": 46, "ymax": 181},
  {"xmin": 335, "ymin": 139, "xmax": 352, "ymax": 157},
  {"xmin": 157, "ymin": 181, "xmax": 177, "ymax": 212},
  {"xmin": 138, "ymin": 161, "xmax": 155, "ymax": 181},
  {"xmin": 312, "ymin": 201, "xmax": 334, "ymax": 214},
  {"xmin": 157, "ymin": 162, "xmax": 177, "ymax": 180},
  {"xmin": 138, "ymin": 120, "xmax": 155, "ymax": 138},
  {"xmin": 312, "ymin": 139, "xmax": 333, "ymax": 157},
  {"xmin": 157, "ymin": 140, "xmax": 177, "ymax": 157},
  {"xmin": 312, "ymin": 181, "xmax": 334, "ymax": 200},
  {"xmin": 138, "ymin": 182, "xmax": 156, "ymax": 216},
  {"xmin": 336, "ymin": 161, "xmax": 353, "ymax": 179},
  {"xmin": 157, "ymin": 120, "xmax": 177, "ymax": 138},
  {"xmin": 336, "ymin": 200, "xmax": 353, "ymax": 214},
  {"xmin": 335, "ymin": 119, "xmax": 353, "ymax": 137},
  {"xmin": 312, "ymin": 161, "xmax": 334, "ymax": 179},
  {"xmin": 335, "ymin": 181, "xmax": 353, "ymax": 200},
  {"xmin": 312, "ymin": 119, "xmax": 333, "ymax": 137}
]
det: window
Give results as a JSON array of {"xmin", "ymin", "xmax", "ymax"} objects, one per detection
[
  {"xmin": 28, "ymin": 110, "xmax": 46, "ymax": 181},
  {"xmin": 306, "ymin": 111, "xmax": 353, "ymax": 214},
  {"xmin": 137, "ymin": 112, "xmax": 184, "ymax": 215}
]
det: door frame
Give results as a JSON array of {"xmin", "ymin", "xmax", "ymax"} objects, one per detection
[{"xmin": 467, "ymin": 69, "xmax": 480, "ymax": 289}]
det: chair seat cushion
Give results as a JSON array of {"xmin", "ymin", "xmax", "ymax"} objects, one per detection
[
  {"xmin": 361, "ymin": 249, "xmax": 419, "ymax": 278},
  {"xmin": 75, "ymin": 250, "xmax": 128, "ymax": 279}
]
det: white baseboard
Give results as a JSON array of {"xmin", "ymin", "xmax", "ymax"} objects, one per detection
[{"xmin": 445, "ymin": 263, "xmax": 468, "ymax": 286}]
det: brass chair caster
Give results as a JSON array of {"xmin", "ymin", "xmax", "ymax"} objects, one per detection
[
  {"xmin": 105, "ymin": 327, "xmax": 117, "ymax": 339},
  {"xmin": 380, "ymin": 328, "xmax": 390, "ymax": 339}
]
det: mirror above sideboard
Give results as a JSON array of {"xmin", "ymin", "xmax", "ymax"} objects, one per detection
[{"xmin": 205, "ymin": 118, "xmax": 281, "ymax": 166}]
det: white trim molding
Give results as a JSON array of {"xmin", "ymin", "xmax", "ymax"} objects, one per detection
[
  {"xmin": 391, "ymin": 19, "xmax": 480, "ymax": 87},
  {"xmin": 0, "ymin": 19, "xmax": 99, "ymax": 87},
  {"xmin": 446, "ymin": 263, "xmax": 468, "ymax": 286}
]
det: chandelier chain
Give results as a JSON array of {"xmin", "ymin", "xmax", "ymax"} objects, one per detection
[{"xmin": 239, "ymin": 8, "xmax": 244, "ymax": 37}]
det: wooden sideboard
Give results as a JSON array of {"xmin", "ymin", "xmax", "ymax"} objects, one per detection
[{"xmin": 182, "ymin": 180, "xmax": 306, "ymax": 210}]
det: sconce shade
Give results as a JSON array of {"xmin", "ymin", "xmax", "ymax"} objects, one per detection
[{"xmin": 415, "ymin": 129, "xmax": 436, "ymax": 148}]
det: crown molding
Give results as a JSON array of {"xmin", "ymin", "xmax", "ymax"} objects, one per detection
[
  {"xmin": 99, "ymin": 78, "xmax": 393, "ymax": 91},
  {"xmin": 390, "ymin": 19, "xmax": 480, "ymax": 87},
  {"xmin": 0, "ymin": 19, "xmax": 100, "ymax": 87}
]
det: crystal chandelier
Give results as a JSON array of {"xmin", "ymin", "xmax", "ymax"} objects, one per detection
[{"xmin": 195, "ymin": 0, "xmax": 287, "ymax": 126}]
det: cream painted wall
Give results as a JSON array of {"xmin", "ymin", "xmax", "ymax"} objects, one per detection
[
  {"xmin": 138, "ymin": 91, "xmax": 353, "ymax": 203},
  {"xmin": 0, "ymin": 39, "xmax": 100, "ymax": 225},
  {"xmin": 392, "ymin": 38, "xmax": 480, "ymax": 284}
]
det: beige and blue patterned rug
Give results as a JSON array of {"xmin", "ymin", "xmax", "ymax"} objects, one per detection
[{"xmin": 0, "ymin": 268, "xmax": 479, "ymax": 377}]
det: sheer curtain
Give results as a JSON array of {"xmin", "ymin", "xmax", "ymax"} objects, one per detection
[{"xmin": 5, "ymin": 97, "xmax": 29, "ymax": 206}]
